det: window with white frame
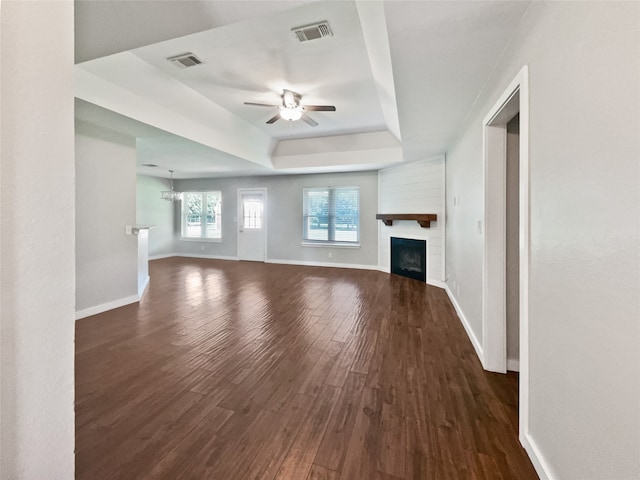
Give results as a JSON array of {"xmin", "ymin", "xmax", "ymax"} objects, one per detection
[
  {"xmin": 242, "ymin": 195, "xmax": 263, "ymax": 229},
  {"xmin": 181, "ymin": 191, "xmax": 222, "ymax": 240},
  {"xmin": 303, "ymin": 186, "xmax": 359, "ymax": 244}
]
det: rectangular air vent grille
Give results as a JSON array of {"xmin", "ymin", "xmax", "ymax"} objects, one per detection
[
  {"xmin": 167, "ymin": 53, "xmax": 203, "ymax": 68},
  {"xmin": 292, "ymin": 21, "xmax": 332, "ymax": 42}
]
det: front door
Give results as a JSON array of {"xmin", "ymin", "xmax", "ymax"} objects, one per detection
[{"xmin": 237, "ymin": 189, "xmax": 266, "ymax": 261}]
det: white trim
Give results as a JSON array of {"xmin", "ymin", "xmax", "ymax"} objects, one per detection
[
  {"xmin": 427, "ymin": 279, "xmax": 446, "ymax": 289},
  {"xmin": 301, "ymin": 242, "xmax": 360, "ymax": 248},
  {"xmin": 175, "ymin": 253, "xmax": 239, "ymax": 261},
  {"xmin": 444, "ymin": 285, "xmax": 484, "ymax": 364},
  {"xmin": 483, "ymin": 68, "xmax": 526, "ymax": 372},
  {"xmin": 377, "ymin": 171, "xmax": 383, "ymax": 267},
  {"xmin": 521, "ymin": 433, "xmax": 554, "ymax": 480},
  {"xmin": 179, "ymin": 237, "xmax": 222, "ymax": 243},
  {"xmin": 138, "ymin": 275, "xmax": 150, "ymax": 299},
  {"xmin": 265, "ymin": 258, "xmax": 378, "ymax": 271},
  {"xmin": 507, "ymin": 358, "xmax": 520, "ymax": 372},
  {"xmin": 75, "ymin": 294, "xmax": 139, "ymax": 321},
  {"xmin": 149, "ymin": 253, "xmax": 175, "ymax": 260},
  {"xmin": 518, "ymin": 68, "xmax": 531, "ymax": 444},
  {"xmin": 482, "ymin": 120, "xmax": 508, "ymax": 374},
  {"xmin": 483, "ymin": 65, "xmax": 532, "ymax": 461},
  {"xmin": 441, "ymin": 153, "xmax": 447, "ymax": 283}
]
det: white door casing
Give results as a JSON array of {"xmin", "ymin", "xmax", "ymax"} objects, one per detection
[{"xmin": 482, "ymin": 66, "xmax": 538, "ymax": 472}]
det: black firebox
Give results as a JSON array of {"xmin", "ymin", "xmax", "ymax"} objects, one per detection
[{"xmin": 390, "ymin": 237, "xmax": 426, "ymax": 282}]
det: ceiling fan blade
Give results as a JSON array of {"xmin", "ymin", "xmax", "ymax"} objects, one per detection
[
  {"xmin": 303, "ymin": 105, "xmax": 336, "ymax": 112},
  {"xmin": 301, "ymin": 113, "xmax": 318, "ymax": 127},
  {"xmin": 244, "ymin": 102, "xmax": 279, "ymax": 108},
  {"xmin": 266, "ymin": 114, "xmax": 281, "ymax": 124}
]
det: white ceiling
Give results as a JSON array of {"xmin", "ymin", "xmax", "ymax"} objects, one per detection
[
  {"xmin": 74, "ymin": 0, "xmax": 530, "ymax": 179},
  {"xmin": 129, "ymin": 1, "xmax": 387, "ymax": 140}
]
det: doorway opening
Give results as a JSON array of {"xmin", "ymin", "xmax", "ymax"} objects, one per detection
[
  {"xmin": 506, "ymin": 114, "xmax": 520, "ymax": 372},
  {"xmin": 482, "ymin": 66, "xmax": 531, "ymax": 447}
]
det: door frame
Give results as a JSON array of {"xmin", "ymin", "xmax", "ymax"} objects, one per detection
[
  {"xmin": 236, "ymin": 188, "xmax": 267, "ymax": 261},
  {"xmin": 482, "ymin": 66, "xmax": 531, "ymax": 442}
]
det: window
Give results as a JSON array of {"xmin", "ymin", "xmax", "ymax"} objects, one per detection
[
  {"xmin": 242, "ymin": 195, "xmax": 263, "ymax": 229},
  {"xmin": 181, "ymin": 191, "xmax": 222, "ymax": 240},
  {"xmin": 303, "ymin": 186, "xmax": 359, "ymax": 244}
]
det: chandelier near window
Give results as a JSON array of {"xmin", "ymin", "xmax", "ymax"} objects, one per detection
[{"xmin": 161, "ymin": 170, "xmax": 182, "ymax": 201}]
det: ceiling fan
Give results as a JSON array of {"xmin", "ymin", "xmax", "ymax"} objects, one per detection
[{"xmin": 244, "ymin": 89, "xmax": 336, "ymax": 127}]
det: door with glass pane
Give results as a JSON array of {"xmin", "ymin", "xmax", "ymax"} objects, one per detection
[{"xmin": 237, "ymin": 189, "xmax": 266, "ymax": 261}]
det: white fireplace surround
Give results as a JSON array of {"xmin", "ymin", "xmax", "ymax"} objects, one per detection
[{"xmin": 379, "ymin": 224, "xmax": 445, "ymax": 288}]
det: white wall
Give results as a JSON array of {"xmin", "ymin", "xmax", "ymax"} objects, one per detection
[
  {"xmin": 445, "ymin": 2, "xmax": 639, "ymax": 478},
  {"xmin": 171, "ymin": 171, "xmax": 379, "ymax": 268},
  {"xmin": 378, "ymin": 156, "xmax": 445, "ymax": 285},
  {"xmin": 76, "ymin": 132, "xmax": 138, "ymax": 316},
  {"xmin": 0, "ymin": 1, "xmax": 75, "ymax": 478},
  {"xmin": 136, "ymin": 174, "xmax": 175, "ymax": 257}
]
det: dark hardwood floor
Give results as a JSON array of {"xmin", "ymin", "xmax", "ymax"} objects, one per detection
[{"xmin": 75, "ymin": 257, "xmax": 538, "ymax": 480}]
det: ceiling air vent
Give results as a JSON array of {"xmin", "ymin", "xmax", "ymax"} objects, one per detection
[
  {"xmin": 166, "ymin": 53, "xmax": 203, "ymax": 68},
  {"xmin": 292, "ymin": 21, "xmax": 332, "ymax": 42}
]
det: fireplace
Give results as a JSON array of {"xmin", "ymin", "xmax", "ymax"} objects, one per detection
[{"xmin": 390, "ymin": 237, "xmax": 426, "ymax": 282}]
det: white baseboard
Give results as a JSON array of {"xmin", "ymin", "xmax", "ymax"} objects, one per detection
[
  {"xmin": 75, "ymin": 294, "xmax": 139, "ymax": 321},
  {"xmin": 265, "ymin": 258, "xmax": 379, "ymax": 271},
  {"xmin": 149, "ymin": 253, "xmax": 175, "ymax": 260},
  {"xmin": 427, "ymin": 278, "xmax": 446, "ymax": 289},
  {"xmin": 521, "ymin": 432, "xmax": 554, "ymax": 480},
  {"xmin": 444, "ymin": 285, "xmax": 484, "ymax": 364},
  {"xmin": 151, "ymin": 253, "xmax": 240, "ymax": 262},
  {"xmin": 176, "ymin": 253, "xmax": 240, "ymax": 261},
  {"xmin": 138, "ymin": 275, "xmax": 150, "ymax": 299},
  {"xmin": 507, "ymin": 358, "xmax": 520, "ymax": 372}
]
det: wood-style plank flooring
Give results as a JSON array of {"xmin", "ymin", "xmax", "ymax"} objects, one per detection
[{"xmin": 76, "ymin": 257, "xmax": 538, "ymax": 480}]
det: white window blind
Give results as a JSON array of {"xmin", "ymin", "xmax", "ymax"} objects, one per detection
[{"xmin": 303, "ymin": 186, "xmax": 359, "ymax": 244}]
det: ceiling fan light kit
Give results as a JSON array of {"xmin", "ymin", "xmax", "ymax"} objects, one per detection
[
  {"xmin": 244, "ymin": 88, "xmax": 336, "ymax": 127},
  {"xmin": 279, "ymin": 107, "xmax": 303, "ymax": 121}
]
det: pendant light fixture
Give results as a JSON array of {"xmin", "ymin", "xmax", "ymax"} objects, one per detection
[{"xmin": 161, "ymin": 170, "xmax": 182, "ymax": 201}]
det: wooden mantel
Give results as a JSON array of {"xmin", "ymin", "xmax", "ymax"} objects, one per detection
[{"xmin": 376, "ymin": 213, "xmax": 438, "ymax": 228}]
